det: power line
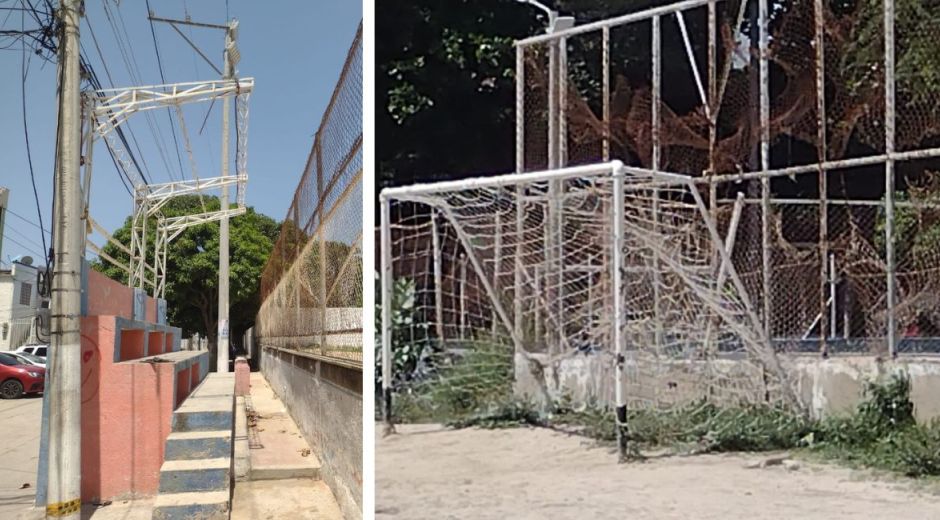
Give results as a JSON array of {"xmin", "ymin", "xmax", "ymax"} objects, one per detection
[
  {"xmin": 19, "ymin": 0, "xmax": 47, "ymax": 260},
  {"xmin": 102, "ymin": 0, "xmax": 177, "ymax": 184},
  {"xmin": 6, "ymin": 208, "xmax": 51, "ymax": 236},
  {"xmin": 7, "ymin": 224, "xmax": 45, "ymax": 251},
  {"xmin": 146, "ymin": 0, "xmax": 186, "ymax": 183},
  {"xmin": 2, "ymin": 232, "xmax": 45, "ymax": 260},
  {"xmin": 85, "ymin": 11, "xmax": 156, "ymax": 186}
]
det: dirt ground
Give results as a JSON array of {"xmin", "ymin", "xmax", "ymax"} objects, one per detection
[{"xmin": 376, "ymin": 423, "xmax": 940, "ymax": 519}]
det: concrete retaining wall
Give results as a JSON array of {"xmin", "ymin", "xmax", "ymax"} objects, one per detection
[
  {"xmin": 260, "ymin": 346, "xmax": 362, "ymax": 520},
  {"xmin": 514, "ymin": 352, "xmax": 940, "ymax": 422}
]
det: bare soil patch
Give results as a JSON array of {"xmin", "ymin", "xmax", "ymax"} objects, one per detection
[{"xmin": 377, "ymin": 423, "xmax": 940, "ymax": 519}]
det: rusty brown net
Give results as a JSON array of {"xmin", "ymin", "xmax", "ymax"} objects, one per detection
[{"xmin": 518, "ymin": 0, "xmax": 940, "ymax": 355}]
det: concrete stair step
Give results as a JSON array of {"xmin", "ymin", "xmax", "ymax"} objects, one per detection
[
  {"xmin": 172, "ymin": 396, "xmax": 234, "ymax": 432},
  {"xmin": 153, "ymin": 490, "xmax": 230, "ymax": 520},
  {"xmin": 165, "ymin": 430, "xmax": 232, "ymax": 461},
  {"xmin": 158, "ymin": 457, "xmax": 232, "ymax": 494},
  {"xmin": 153, "ymin": 372, "xmax": 237, "ymax": 519}
]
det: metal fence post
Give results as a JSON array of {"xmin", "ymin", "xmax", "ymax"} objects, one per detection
[
  {"xmin": 380, "ymin": 194, "xmax": 393, "ymax": 424},
  {"xmin": 612, "ymin": 163, "xmax": 627, "ymax": 462},
  {"xmin": 884, "ymin": 0, "xmax": 897, "ymax": 357}
]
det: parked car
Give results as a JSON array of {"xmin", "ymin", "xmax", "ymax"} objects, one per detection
[
  {"xmin": 7, "ymin": 351, "xmax": 46, "ymax": 369},
  {"xmin": 16, "ymin": 344, "xmax": 49, "ymax": 361},
  {"xmin": 0, "ymin": 352, "xmax": 45, "ymax": 399}
]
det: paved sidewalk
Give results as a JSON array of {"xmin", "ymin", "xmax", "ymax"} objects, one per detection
[
  {"xmin": 0, "ymin": 396, "xmax": 41, "ymax": 519},
  {"xmin": 231, "ymin": 373, "xmax": 343, "ymax": 519}
]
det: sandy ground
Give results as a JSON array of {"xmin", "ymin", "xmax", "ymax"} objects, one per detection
[{"xmin": 377, "ymin": 423, "xmax": 940, "ymax": 520}]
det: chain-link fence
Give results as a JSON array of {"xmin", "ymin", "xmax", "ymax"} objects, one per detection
[
  {"xmin": 514, "ymin": 0, "xmax": 940, "ymax": 357},
  {"xmin": 256, "ymin": 23, "xmax": 362, "ymax": 367}
]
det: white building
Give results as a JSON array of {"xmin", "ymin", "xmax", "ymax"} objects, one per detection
[{"xmin": 0, "ymin": 260, "xmax": 47, "ymax": 351}]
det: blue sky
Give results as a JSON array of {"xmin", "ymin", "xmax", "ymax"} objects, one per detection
[{"xmin": 0, "ymin": 0, "xmax": 361, "ymax": 266}]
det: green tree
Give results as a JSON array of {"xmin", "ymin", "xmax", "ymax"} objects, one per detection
[
  {"xmin": 92, "ymin": 195, "xmax": 279, "ymax": 345},
  {"xmin": 377, "ymin": 0, "xmax": 543, "ymax": 194}
]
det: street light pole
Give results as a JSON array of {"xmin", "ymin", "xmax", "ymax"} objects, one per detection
[
  {"xmin": 46, "ymin": 0, "xmax": 83, "ymax": 517},
  {"xmin": 217, "ymin": 20, "xmax": 237, "ymax": 373}
]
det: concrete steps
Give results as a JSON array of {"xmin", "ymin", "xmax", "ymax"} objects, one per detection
[{"xmin": 152, "ymin": 373, "xmax": 235, "ymax": 520}]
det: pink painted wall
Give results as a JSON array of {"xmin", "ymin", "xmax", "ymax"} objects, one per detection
[
  {"xmin": 145, "ymin": 297, "xmax": 156, "ymax": 323},
  {"xmin": 86, "ymin": 269, "xmax": 159, "ymax": 322},
  {"xmin": 86, "ymin": 270, "xmax": 134, "ymax": 318},
  {"xmin": 80, "ymin": 316, "xmax": 189, "ymax": 501},
  {"xmin": 77, "ymin": 269, "xmax": 200, "ymax": 501}
]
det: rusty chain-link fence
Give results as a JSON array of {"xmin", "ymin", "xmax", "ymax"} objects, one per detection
[{"xmin": 257, "ymin": 23, "xmax": 362, "ymax": 367}]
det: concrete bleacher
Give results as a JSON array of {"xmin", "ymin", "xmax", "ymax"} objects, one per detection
[{"xmin": 35, "ymin": 267, "xmax": 213, "ymax": 508}]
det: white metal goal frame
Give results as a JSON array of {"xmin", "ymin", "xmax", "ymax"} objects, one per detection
[{"xmin": 380, "ymin": 160, "xmax": 799, "ymax": 458}]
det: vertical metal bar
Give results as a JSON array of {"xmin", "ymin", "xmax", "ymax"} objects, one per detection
[
  {"xmin": 293, "ymin": 207, "xmax": 301, "ymax": 342},
  {"xmin": 493, "ymin": 212, "xmax": 501, "ymax": 334},
  {"xmin": 141, "ymin": 200, "xmax": 148, "ymax": 291},
  {"xmin": 516, "ymin": 45, "xmax": 525, "ymax": 173},
  {"xmin": 759, "ymin": 0, "xmax": 772, "ymax": 339},
  {"xmin": 515, "ymin": 46, "xmax": 525, "ymax": 347},
  {"xmin": 559, "ymin": 36, "xmax": 568, "ymax": 167},
  {"xmin": 460, "ymin": 255, "xmax": 467, "ymax": 340},
  {"xmin": 548, "ymin": 41, "xmax": 557, "ymax": 170},
  {"xmin": 652, "ymin": 15, "xmax": 663, "ymax": 353},
  {"xmin": 534, "ymin": 264, "xmax": 541, "ymax": 345},
  {"xmin": 380, "ymin": 195, "xmax": 393, "ymax": 424},
  {"xmin": 602, "ymin": 26, "xmax": 610, "ymax": 162},
  {"xmin": 884, "ymin": 0, "xmax": 897, "ymax": 357},
  {"xmin": 612, "ymin": 166, "xmax": 627, "ymax": 462},
  {"xmin": 829, "ymin": 253, "xmax": 837, "ymax": 340},
  {"xmin": 816, "ymin": 0, "xmax": 829, "ymax": 356},
  {"xmin": 844, "ymin": 287, "xmax": 851, "ymax": 339},
  {"xmin": 317, "ymin": 141, "xmax": 327, "ymax": 354},
  {"xmin": 557, "ymin": 37, "xmax": 568, "ymax": 355},
  {"xmin": 431, "ymin": 212, "xmax": 444, "ymax": 342},
  {"xmin": 547, "ymin": 39, "xmax": 559, "ymax": 357},
  {"xmin": 708, "ymin": 2, "xmax": 718, "ymax": 275},
  {"xmin": 708, "ymin": 0, "xmax": 716, "ymax": 176}
]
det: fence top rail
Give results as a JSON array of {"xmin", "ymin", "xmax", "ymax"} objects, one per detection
[
  {"xmin": 380, "ymin": 161, "xmax": 623, "ymax": 201},
  {"xmin": 515, "ymin": 0, "xmax": 722, "ymax": 47}
]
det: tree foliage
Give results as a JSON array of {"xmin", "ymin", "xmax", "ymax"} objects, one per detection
[
  {"xmin": 377, "ymin": 0, "xmax": 543, "ymax": 193},
  {"xmin": 91, "ymin": 195, "xmax": 279, "ymax": 344},
  {"xmin": 376, "ymin": 0, "xmax": 725, "ymax": 204}
]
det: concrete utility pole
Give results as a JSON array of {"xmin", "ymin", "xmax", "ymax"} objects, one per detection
[
  {"xmin": 46, "ymin": 0, "xmax": 83, "ymax": 517},
  {"xmin": 217, "ymin": 20, "xmax": 237, "ymax": 372},
  {"xmin": 0, "ymin": 187, "xmax": 9, "ymax": 259}
]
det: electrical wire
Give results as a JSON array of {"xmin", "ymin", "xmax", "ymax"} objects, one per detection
[
  {"xmin": 146, "ymin": 0, "xmax": 186, "ymax": 183},
  {"xmin": 19, "ymin": 0, "xmax": 47, "ymax": 260},
  {"xmin": 7, "ymin": 225, "xmax": 45, "ymax": 251},
  {"xmin": 6, "ymin": 208, "xmax": 51, "ymax": 236},
  {"xmin": 102, "ymin": 0, "xmax": 177, "ymax": 184},
  {"xmin": 3, "ymin": 232, "xmax": 46, "ymax": 260}
]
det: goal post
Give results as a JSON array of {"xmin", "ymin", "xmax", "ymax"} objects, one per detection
[{"xmin": 379, "ymin": 160, "xmax": 800, "ymax": 454}]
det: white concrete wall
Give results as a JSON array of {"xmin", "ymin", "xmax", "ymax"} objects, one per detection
[
  {"xmin": 514, "ymin": 352, "xmax": 940, "ymax": 423},
  {"xmin": 0, "ymin": 263, "xmax": 43, "ymax": 350}
]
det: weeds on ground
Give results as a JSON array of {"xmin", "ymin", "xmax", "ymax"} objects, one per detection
[
  {"xmin": 398, "ymin": 369, "xmax": 940, "ymax": 479},
  {"xmin": 384, "ymin": 336, "xmax": 514, "ymax": 424}
]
